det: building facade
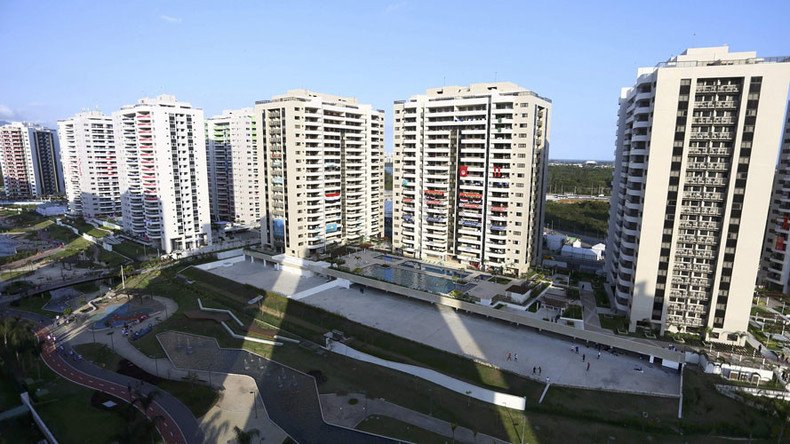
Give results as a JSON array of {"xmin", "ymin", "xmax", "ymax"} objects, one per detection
[
  {"xmin": 58, "ymin": 111, "xmax": 121, "ymax": 218},
  {"xmin": 761, "ymin": 105, "xmax": 790, "ymax": 292},
  {"xmin": 0, "ymin": 122, "xmax": 63, "ymax": 198},
  {"xmin": 205, "ymin": 108, "xmax": 261, "ymax": 227},
  {"xmin": 255, "ymin": 90, "xmax": 385, "ymax": 258},
  {"xmin": 605, "ymin": 47, "xmax": 790, "ymax": 342},
  {"xmin": 114, "ymin": 95, "xmax": 211, "ymax": 253},
  {"xmin": 392, "ymin": 82, "xmax": 550, "ymax": 276}
]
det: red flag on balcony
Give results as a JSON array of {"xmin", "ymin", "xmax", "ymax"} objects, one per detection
[
  {"xmin": 493, "ymin": 166, "xmax": 501, "ymax": 178},
  {"xmin": 784, "ymin": 215, "xmax": 789, "ymax": 230},
  {"xmin": 778, "ymin": 236, "xmax": 785, "ymax": 251},
  {"xmin": 459, "ymin": 165, "xmax": 468, "ymax": 177}
]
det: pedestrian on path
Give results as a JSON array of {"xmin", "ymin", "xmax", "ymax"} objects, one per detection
[
  {"xmin": 533, "ymin": 366, "xmax": 536, "ymax": 375},
  {"xmin": 586, "ymin": 362, "xmax": 591, "ymax": 371},
  {"xmin": 575, "ymin": 346, "xmax": 579, "ymax": 354},
  {"xmin": 582, "ymin": 354, "xmax": 586, "ymax": 362},
  {"xmin": 546, "ymin": 376, "xmax": 550, "ymax": 384},
  {"xmin": 507, "ymin": 352, "xmax": 512, "ymax": 361},
  {"xmin": 514, "ymin": 353, "xmax": 518, "ymax": 362},
  {"xmin": 538, "ymin": 366, "xmax": 542, "ymax": 375}
]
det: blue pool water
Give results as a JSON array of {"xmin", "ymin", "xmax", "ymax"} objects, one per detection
[
  {"xmin": 400, "ymin": 261, "xmax": 470, "ymax": 279},
  {"xmin": 376, "ymin": 254, "xmax": 402, "ymax": 263},
  {"xmin": 363, "ymin": 264, "xmax": 472, "ymax": 295}
]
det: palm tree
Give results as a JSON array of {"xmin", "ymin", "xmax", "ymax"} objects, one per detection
[
  {"xmin": 132, "ymin": 388, "xmax": 160, "ymax": 414},
  {"xmin": 233, "ymin": 426, "xmax": 260, "ymax": 444}
]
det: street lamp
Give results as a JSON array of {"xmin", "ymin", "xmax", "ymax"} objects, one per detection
[
  {"xmin": 107, "ymin": 331, "xmax": 115, "ymax": 351},
  {"xmin": 250, "ymin": 390, "xmax": 258, "ymax": 418}
]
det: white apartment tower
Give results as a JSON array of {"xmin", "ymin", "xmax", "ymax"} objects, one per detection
[
  {"xmin": 0, "ymin": 122, "xmax": 64, "ymax": 198},
  {"xmin": 58, "ymin": 111, "xmax": 121, "ymax": 218},
  {"xmin": 605, "ymin": 47, "xmax": 790, "ymax": 343},
  {"xmin": 392, "ymin": 82, "xmax": 551, "ymax": 276},
  {"xmin": 114, "ymin": 95, "xmax": 212, "ymax": 253},
  {"xmin": 761, "ymin": 106, "xmax": 790, "ymax": 292},
  {"xmin": 255, "ymin": 90, "xmax": 385, "ymax": 258},
  {"xmin": 205, "ymin": 108, "xmax": 261, "ymax": 227}
]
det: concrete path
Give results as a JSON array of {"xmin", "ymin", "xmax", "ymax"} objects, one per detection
[
  {"xmin": 321, "ymin": 393, "xmax": 509, "ymax": 444},
  {"xmin": 8, "ymin": 309, "xmax": 201, "ymax": 444},
  {"xmin": 579, "ymin": 281, "xmax": 602, "ymax": 332},
  {"xmin": 328, "ymin": 341, "xmax": 525, "ymax": 409},
  {"xmin": 52, "ymin": 296, "xmax": 290, "ymax": 444}
]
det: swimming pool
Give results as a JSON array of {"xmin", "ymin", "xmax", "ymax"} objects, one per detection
[
  {"xmin": 375, "ymin": 254, "xmax": 402, "ymax": 263},
  {"xmin": 400, "ymin": 261, "xmax": 470, "ymax": 279},
  {"xmin": 363, "ymin": 264, "xmax": 472, "ymax": 295}
]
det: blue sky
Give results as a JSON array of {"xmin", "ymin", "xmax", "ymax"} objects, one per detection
[{"xmin": 1, "ymin": 1, "xmax": 788, "ymax": 160}]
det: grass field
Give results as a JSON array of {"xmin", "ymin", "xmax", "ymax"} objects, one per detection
[
  {"xmin": 74, "ymin": 342, "xmax": 218, "ymax": 417},
  {"xmin": 356, "ymin": 415, "xmax": 448, "ymax": 443},
  {"xmin": 116, "ymin": 262, "xmax": 790, "ymax": 443}
]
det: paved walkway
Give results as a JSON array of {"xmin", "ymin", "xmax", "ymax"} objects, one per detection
[
  {"xmin": 158, "ymin": 331, "xmax": 399, "ymax": 444},
  {"xmin": 321, "ymin": 393, "xmax": 509, "ymax": 444},
  {"xmin": 302, "ymin": 286, "xmax": 681, "ymax": 396},
  {"xmin": 7, "ymin": 309, "xmax": 202, "ymax": 444},
  {"xmin": 51, "ymin": 297, "xmax": 290, "ymax": 444},
  {"xmin": 579, "ymin": 281, "xmax": 602, "ymax": 332},
  {"xmin": 0, "ymin": 404, "xmax": 28, "ymax": 421}
]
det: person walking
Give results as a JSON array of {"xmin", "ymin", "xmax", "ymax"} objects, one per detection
[
  {"xmin": 586, "ymin": 362, "xmax": 591, "ymax": 371},
  {"xmin": 507, "ymin": 352, "xmax": 512, "ymax": 361},
  {"xmin": 575, "ymin": 346, "xmax": 579, "ymax": 354},
  {"xmin": 582, "ymin": 354, "xmax": 586, "ymax": 362},
  {"xmin": 597, "ymin": 351, "xmax": 601, "ymax": 359},
  {"xmin": 538, "ymin": 366, "xmax": 542, "ymax": 375},
  {"xmin": 533, "ymin": 366, "xmax": 536, "ymax": 375},
  {"xmin": 514, "ymin": 353, "xmax": 519, "ymax": 362}
]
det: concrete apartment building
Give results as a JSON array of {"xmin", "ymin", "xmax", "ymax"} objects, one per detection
[
  {"xmin": 114, "ymin": 95, "xmax": 212, "ymax": 253},
  {"xmin": 761, "ymin": 105, "xmax": 790, "ymax": 292},
  {"xmin": 605, "ymin": 46, "xmax": 790, "ymax": 343},
  {"xmin": 255, "ymin": 90, "xmax": 385, "ymax": 258},
  {"xmin": 392, "ymin": 82, "xmax": 550, "ymax": 276},
  {"xmin": 58, "ymin": 111, "xmax": 121, "ymax": 218},
  {"xmin": 0, "ymin": 122, "xmax": 64, "ymax": 198},
  {"xmin": 205, "ymin": 108, "xmax": 261, "ymax": 227}
]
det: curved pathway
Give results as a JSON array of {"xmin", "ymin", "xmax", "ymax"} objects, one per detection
[{"xmin": 5, "ymin": 309, "xmax": 203, "ymax": 444}]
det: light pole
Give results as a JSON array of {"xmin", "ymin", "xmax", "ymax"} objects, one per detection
[{"xmin": 107, "ymin": 331, "xmax": 115, "ymax": 351}]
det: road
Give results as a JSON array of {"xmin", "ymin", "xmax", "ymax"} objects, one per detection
[{"xmin": 5, "ymin": 309, "xmax": 203, "ymax": 444}]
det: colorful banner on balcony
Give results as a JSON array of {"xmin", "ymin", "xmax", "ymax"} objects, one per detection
[{"xmin": 459, "ymin": 165, "xmax": 468, "ymax": 177}]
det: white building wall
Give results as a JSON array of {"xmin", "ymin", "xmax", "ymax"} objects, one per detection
[
  {"xmin": 606, "ymin": 46, "xmax": 790, "ymax": 343},
  {"xmin": 58, "ymin": 111, "xmax": 120, "ymax": 218},
  {"xmin": 114, "ymin": 95, "xmax": 212, "ymax": 254},
  {"xmin": 255, "ymin": 90, "xmax": 384, "ymax": 258},
  {"xmin": 393, "ymin": 82, "xmax": 550, "ymax": 275}
]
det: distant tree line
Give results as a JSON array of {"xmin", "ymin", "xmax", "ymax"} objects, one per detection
[
  {"xmin": 547, "ymin": 165, "xmax": 613, "ymax": 195},
  {"xmin": 545, "ymin": 200, "xmax": 609, "ymax": 238}
]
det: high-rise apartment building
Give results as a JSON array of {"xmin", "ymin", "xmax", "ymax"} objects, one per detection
[
  {"xmin": 58, "ymin": 111, "xmax": 121, "ymax": 218},
  {"xmin": 0, "ymin": 122, "xmax": 64, "ymax": 198},
  {"xmin": 605, "ymin": 47, "xmax": 790, "ymax": 342},
  {"xmin": 392, "ymin": 82, "xmax": 550, "ymax": 276},
  {"xmin": 761, "ymin": 106, "xmax": 790, "ymax": 292},
  {"xmin": 114, "ymin": 95, "xmax": 212, "ymax": 253},
  {"xmin": 255, "ymin": 90, "xmax": 385, "ymax": 258},
  {"xmin": 205, "ymin": 108, "xmax": 261, "ymax": 227}
]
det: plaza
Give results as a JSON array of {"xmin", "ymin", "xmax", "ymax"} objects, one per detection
[{"xmin": 205, "ymin": 256, "xmax": 681, "ymax": 397}]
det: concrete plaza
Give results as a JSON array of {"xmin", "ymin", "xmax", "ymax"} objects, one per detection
[{"xmin": 208, "ymin": 260, "xmax": 680, "ymax": 396}]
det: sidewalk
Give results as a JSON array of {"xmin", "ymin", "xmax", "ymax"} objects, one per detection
[
  {"xmin": 579, "ymin": 281, "xmax": 602, "ymax": 332},
  {"xmin": 321, "ymin": 393, "xmax": 509, "ymax": 444},
  {"xmin": 56, "ymin": 296, "xmax": 289, "ymax": 443}
]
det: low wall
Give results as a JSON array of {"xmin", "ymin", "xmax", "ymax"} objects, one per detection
[
  {"xmin": 328, "ymin": 341, "xmax": 526, "ymax": 410},
  {"xmin": 194, "ymin": 255, "xmax": 246, "ymax": 271},
  {"xmin": 21, "ymin": 392, "xmax": 58, "ymax": 444}
]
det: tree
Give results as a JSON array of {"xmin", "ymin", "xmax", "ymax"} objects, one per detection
[{"xmin": 233, "ymin": 426, "xmax": 260, "ymax": 444}]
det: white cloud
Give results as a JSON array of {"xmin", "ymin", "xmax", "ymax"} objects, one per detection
[
  {"xmin": 0, "ymin": 105, "xmax": 15, "ymax": 119},
  {"xmin": 160, "ymin": 14, "xmax": 182, "ymax": 23}
]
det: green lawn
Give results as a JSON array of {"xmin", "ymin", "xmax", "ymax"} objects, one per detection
[
  {"xmin": 12, "ymin": 293, "xmax": 54, "ymax": 318},
  {"xmin": 74, "ymin": 343, "xmax": 219, "ymax": 418},
  {"xmin": 117, "ymin": 262, "xmax": 790, "ymax": 443},
  {"xmin": 598, "ymin": 314, "xmax": 627, "ymax": 332},
  {"xmin": 356, "ymin": 415, "xmax": 449, "ymax": 443},
  {"xmin": 111, "ymin": 240, "xmax": 150, "ymax": 260}
]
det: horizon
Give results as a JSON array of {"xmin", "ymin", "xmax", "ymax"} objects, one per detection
[{"xmin": 1, "ymin": 1, "xmax": 789, "ymax": 160}]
